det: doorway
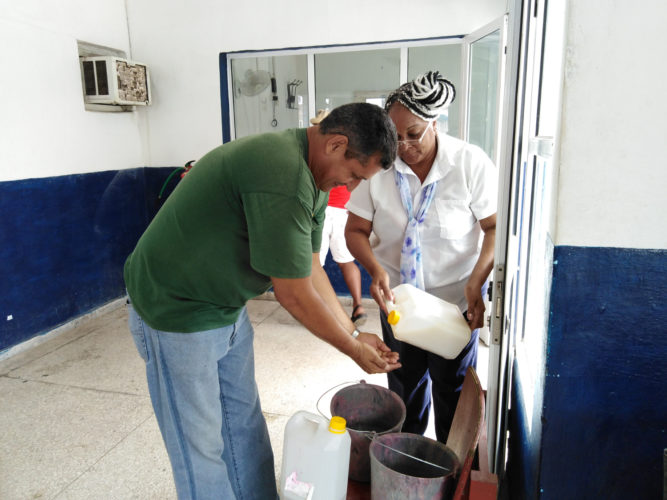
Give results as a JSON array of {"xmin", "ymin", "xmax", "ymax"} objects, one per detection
[{"xmin": 218, "ymin": 4, "xmax": 564, "ymax": 486}]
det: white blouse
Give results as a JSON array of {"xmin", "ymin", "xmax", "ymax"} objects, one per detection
[{"xmin": 346, "ymin": 132, "xmax": 497, "ymax": 311}]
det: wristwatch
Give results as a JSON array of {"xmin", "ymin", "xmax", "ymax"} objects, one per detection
[{"xmin": 351, "ymin": 329, "xmax": 360, "ymax": 339}]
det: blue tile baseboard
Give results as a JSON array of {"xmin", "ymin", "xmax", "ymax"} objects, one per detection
[
  {"xmin": 0, "ymin": 166, "xmax": 370, "ymax": 353},
  {"xmin": 0, "ymin": 167, "xmax": 177, "ymax": 352},
  {"xmin": 511, "ymin": 245, "xmax": 667, "ymax": 500}
]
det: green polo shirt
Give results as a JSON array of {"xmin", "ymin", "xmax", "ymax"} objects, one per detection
[{"xmin": 124, "ymin": 128, "xmax": 328, "ymax": 332}]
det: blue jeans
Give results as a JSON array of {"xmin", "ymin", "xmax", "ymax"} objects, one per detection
[{"xmin": 128, "ymin": 304, "xmax": 278, "ymax": 500}]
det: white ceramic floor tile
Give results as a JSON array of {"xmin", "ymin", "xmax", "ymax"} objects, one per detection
[
  {"xmin": 0, "ymin": 302, "xmax": 125, "ymax": 376},
  {"xmin": 0, "ymin": 377, "xmax": 152, "ymax": 499},
  {"xmin": 246, "ymin": 298, "xmax": 282, "ymax": 325},
  {"xmin": 261, "ymin": 303, "xmax": 302, "ymax": 326},
  {"xmin": 253, "ymin": 319, "xmax": 387, "ymax": 417},
  {"xmin": 8, "ymin": 308, "xmax": 148, "ymax": 397},
  {"xmin": 54, "ymin": 414, "xmax": 176, "ymax": 500}
]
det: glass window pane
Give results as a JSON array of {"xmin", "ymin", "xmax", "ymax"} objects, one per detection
[
  {"xmin": 467, "ymin": 30, "xmax": 500, "ymax": 159},
  {"xmin": 231, "ymin": 54, "xmax": 308, "ymax": 138},
  {"xmin": 314, "ymin": 49, "xmax": 400, "ymax": 111},
  {"xmin": 408, "ymin": 44, "xmax": 462, "ymax": 138}
]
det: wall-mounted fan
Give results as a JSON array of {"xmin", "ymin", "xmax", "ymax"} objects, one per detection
[{"xmin": 237, "ymin": 69, "xmax": 271, "ymax": 97}]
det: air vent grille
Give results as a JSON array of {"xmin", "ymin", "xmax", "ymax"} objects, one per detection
[{"xmin": 80, "ymin": 56, "xmax": 151, "ymax": 106}]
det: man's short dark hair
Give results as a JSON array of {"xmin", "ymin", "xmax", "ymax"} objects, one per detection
[{"xmin": 318, "ymin": 103, "xmax": 397, "ymax": 169}]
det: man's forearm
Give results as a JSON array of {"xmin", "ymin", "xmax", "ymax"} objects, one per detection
[
  {"xmin": 271, "ymin": 275, "xmax": 358, "ymax": 357},
  {"xmin": 310, "ymin": 256, "xmax": 356, "ymax": 331}
]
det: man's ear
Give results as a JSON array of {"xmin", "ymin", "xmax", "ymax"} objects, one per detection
[{"xmin": 325, "ymin": 134, "xmax": 349, "ymax": 155}]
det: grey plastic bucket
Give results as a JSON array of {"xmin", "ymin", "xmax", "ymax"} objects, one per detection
[
  {"xmin": 370, "ymin": 432, "xmax": 460, "ymax": 499},
  {"xmin": 330, "ymin": 382, "xmax": 406, "ymax": 482}
]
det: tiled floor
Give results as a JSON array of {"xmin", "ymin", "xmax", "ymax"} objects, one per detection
[{"xmin": 0, "ymin": 295, "xmax": 487, "ymax": 499}]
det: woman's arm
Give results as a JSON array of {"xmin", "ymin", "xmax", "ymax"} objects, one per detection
[
  {"xmin": 464, "ymin": 213, "xmax": 496, "ymax": 329},
  {"xmin": 345, "ymin": 213, "xmax": 393, "ymax": 313}
]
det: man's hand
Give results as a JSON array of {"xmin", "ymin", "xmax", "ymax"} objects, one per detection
[{"xmin": 351, "ymin": 332, "xmax": 401, "ymax": 373}]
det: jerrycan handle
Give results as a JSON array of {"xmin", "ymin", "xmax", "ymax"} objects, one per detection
[
  {"xmin": 295, "ymin": 410, "xmax": 327, "ymax": 435},
  {"xmin": 305, "ymin": 411, "xmax": 326, "ymax": 426}
]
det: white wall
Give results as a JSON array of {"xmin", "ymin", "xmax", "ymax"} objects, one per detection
[
  {"xmin": 126, "ymin": 0, "xmax": 506, "ymax": 166},
  {"xmin": 556, "ymin": 0, "xmax": 667, "ymax": 249},
  {"xmin": 0, "ymin": 0, "xmax": 506, "ymax": 180},
  {"xmin": 0, "ymin": 0, "xmax": 145, "ymax": 181}
]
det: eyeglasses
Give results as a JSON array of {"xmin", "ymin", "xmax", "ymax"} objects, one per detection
[{"xmin": 397, "ymin": 121, "xmax": 435, "ymax": 148}]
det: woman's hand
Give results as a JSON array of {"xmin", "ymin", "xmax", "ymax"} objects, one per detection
[
  {"xmin": 464, "ymin": 284, "xmax": 486, "ymax": 330},
  {"xmin": 369, "ymin": 267, "xmax": 393, "ymax": 314},
  {"xmin": 345, "ymin": 213, "xmax": 394, "ymax": 313}
]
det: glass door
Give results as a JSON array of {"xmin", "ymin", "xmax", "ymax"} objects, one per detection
[
  {"xmin": 459, "ymin": 14, "xmax": 510, "ymax": 474},
  {"xmin": 462, "ymin": 16, "xmax": 507, "ymax": 166}
]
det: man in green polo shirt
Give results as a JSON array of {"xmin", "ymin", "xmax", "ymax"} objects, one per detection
[{"xmin": 124, "ymin": 103, "xmax": 400, "ymax": 499}]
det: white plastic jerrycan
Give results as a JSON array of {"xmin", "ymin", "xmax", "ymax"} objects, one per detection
[
  {"xmin": 386, "ymin": 283, "xmax": 472, "ymax": 359},
  {"xmin": 280, "ymin": 411, "xmax": 351, "ymax": 500}
]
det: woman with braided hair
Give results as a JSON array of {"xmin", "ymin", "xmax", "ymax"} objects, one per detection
[{"xmin": 345, "ymin": 70, "xmax": 497, "ymax": 442}]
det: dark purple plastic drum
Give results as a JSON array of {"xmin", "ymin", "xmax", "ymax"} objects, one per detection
[{"xmin": 330, "ymin": 382, "xmax": 406, "ymax": 482}]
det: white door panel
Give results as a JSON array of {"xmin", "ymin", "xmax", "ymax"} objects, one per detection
[{"xmin": 487, "ymin": 0, "xmax": 567, "ymax": 478}]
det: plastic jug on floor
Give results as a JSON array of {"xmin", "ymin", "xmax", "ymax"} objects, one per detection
[
  {"xmin": 280, "ymin": 411, "xmax": 351, "ymax": 500},
  {"xmin": 386, "ymin": 283, "xmax": 471, "ymax": 359}
]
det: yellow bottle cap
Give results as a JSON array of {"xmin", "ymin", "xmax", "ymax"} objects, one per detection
[
  {"xmin": 387, "ymin": 310, "xmax": 400, "ymax": 325},
  {"xmin": 329, "ymin": 416, "xmax": 347, "ymax": 434}
]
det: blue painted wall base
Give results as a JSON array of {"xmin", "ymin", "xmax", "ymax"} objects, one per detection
[
  {"xmin": 1, "ymin": 167, "xmax": 367, "ymax": 353},
  {"xmin": 322, "ymin": 253, "xmax": 372, "ymax": 300},
  {"xmin": 510, "ymin": 246, "xmax": 667, "ymax": 499},
  {"xmin": 0, "ymin": 167, "xmax": 179, "ymax": 353}
]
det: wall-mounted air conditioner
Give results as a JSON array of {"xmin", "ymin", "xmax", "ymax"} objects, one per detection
[{"xmin": 80, "ymin": 56, "xmax": 151, "ymax": 106}]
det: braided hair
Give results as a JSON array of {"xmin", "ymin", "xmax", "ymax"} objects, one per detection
[{"xmin": 385, "ymin": 70, "xmax": 456, "ymax": 120}]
